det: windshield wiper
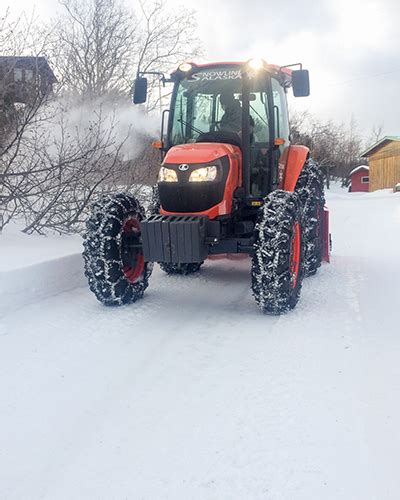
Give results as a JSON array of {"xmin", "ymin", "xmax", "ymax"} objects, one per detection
[
  {"xmin": 177, "ymin": 118, "xmax": 203, "ymax": 136},
  {"xmin": 179, "ymin": 96, "xmax": 185, "ymax": 138},
  {"xmin": 250, "ymin": 104, "xmax": 269, "ymax": 127}
]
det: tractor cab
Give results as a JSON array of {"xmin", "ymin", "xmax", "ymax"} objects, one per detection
[
  {"xmin": 133, "ymin": 60, "xmax": 309, "ymax": 202},
  {"xmin": 168, "ymin": 63, "xmax": 278, "ymax": 197}
]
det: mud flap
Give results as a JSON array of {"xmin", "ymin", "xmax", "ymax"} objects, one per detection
[{"xmin": 322, "ymin": 206, "xmax": 331, "ymax": 263}]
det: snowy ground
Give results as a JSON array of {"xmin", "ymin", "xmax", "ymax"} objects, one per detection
[{"xmin": 1, "ymin": 187, "xmax": 400, "ymax": 500}]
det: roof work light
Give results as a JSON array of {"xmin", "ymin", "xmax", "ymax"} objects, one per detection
[{"xmin": 247, "ymin": 58, "xmax": 266, "ymax": 71}]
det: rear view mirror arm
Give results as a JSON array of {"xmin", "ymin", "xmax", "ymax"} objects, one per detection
[{"xmin": 137, "ymin": 71, "xmax": 172, "ymax": 87}]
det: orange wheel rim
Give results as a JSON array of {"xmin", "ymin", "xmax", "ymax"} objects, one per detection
[
  {"xmin": 290, "ymin": 222, "xmax": 301, "ymax": 289},
  {"xmin": 121, "ymin": 218, "xmax": 145, "ymax": 283}
]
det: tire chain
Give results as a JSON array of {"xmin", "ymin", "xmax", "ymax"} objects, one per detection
[
  {"xmin": 295, "ymin": 158, "xmax": 326, "ymax": 276},
  {"xmin": 83, "ymin": 193, "xmax": 152, "ymax": 306},
  {"xmin": 251, "ymin": 190, "xmax": 305, "ymax": 314}
]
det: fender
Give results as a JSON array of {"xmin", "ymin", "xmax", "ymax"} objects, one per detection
[
  {"xmin": 279, "ymin": 145, "xmax": 331, "ymax": 264},
  {"xmin": 279, "ymin": 145, "xmax": 310, "ymax": 192}
]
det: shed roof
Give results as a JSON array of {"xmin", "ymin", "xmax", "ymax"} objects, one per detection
[
  {"xmin": 360, "ymin": 136, "xmax": 400, "ymax": 158},
  {"xmin": 350, "ymin": 165, "xmax": 369, "ymax": 176}
]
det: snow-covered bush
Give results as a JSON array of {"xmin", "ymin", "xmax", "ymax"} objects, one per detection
[{"xmin": 1, "ymin": 96, "xmax": 159, "ymax": 234}]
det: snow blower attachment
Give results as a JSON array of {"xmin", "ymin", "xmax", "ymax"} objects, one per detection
[{"xmin": 83, "ymin": 59, "xmax": 330, "ymax": 314}]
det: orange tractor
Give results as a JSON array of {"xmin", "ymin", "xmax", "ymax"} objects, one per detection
[{"xmin": 83, "ymin": 59, "xmax": 330, "ymax": 314}]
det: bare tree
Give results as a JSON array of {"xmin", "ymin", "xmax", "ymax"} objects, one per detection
[
  {"xmin": 134, "ymin": 0, "xmax": 201, "ymax": 109},
  {"xmin": 51, "ymin": 0, "xmax": 138, "ymax": 99},
  {"xmin": 50, "ymin": 0, "xmax": 201, "ymax": 104},
  {"xmin": 0, "ymin": 5, "xmax": 160, "ymax": 234},
  {"xmin": 1, "ymin": 97, "xmax": 157, "ymax": 234},
  {"xmin": 0, "ymin": 9, "xmax": 36, "ymax": 55},
  {"xmin": 368, "ymin": 123, "xmax": 385, "ymax": 146},
  {"xmin": 290, "ymin": 111, "xmax": 364, "ymax": 186},
  {"xmin": 52, "ymin": 0, "xmax": 199, "ymax": 102},
  {"xmin": 1, "ymin": 1, "xmax": 200, "ymax": 234},
  {"xmin": 0, "ymin": 8, "xmax": 56, "ymax": 230}
]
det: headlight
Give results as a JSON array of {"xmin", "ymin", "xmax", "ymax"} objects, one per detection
[
  {"xmin": 189, "ymin": 166, "xmax": 218, "ymax": 182},
  {"xmin": 158, "ymin": 166, "xmax": 178, "ymax": 182}
]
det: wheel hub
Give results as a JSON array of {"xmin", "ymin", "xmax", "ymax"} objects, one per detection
[{"xmin": 121, "ymin": 218, "xmax": 145, "ymax": 283}]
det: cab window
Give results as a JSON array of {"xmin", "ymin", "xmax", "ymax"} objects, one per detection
[{"xmin": 272, "ymin": 78, "xmax": 290, "ymax": 144}]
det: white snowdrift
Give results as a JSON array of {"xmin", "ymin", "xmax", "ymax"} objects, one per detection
[
  {"xmin": 0, "ymin": 254, "xmax": 85, "ymax": 316},
  {"xmin": 0, "ymin": 230, "xmax": 84, "ymax": 315}
]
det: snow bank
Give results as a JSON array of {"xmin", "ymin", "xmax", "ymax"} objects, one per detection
[
  {"xmin": 0, "ymin": 254, "xmax": 85, "ymax": 316},
  {"xmin": 0, "ymin": 230, "xmax": 84, "ymax": 315},
  {"xmin": 0, "ymin": 229, "xmax": 83, "ymax": 272}
]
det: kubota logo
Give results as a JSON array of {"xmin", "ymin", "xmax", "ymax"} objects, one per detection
[{"xmin": 179, "ymin": 164, "xmax": 189, "ymax": 171}]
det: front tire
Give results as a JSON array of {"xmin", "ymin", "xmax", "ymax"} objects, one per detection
[
  {"xmin": 295, "ymin": 158, "xmax": 325, "ymax": 277},
  {"xmin": 251, "ymin": 190, "xmax": 305, "ymax": 314},
  {"xmin": 83, "ymin": 193, "xmax": 152, "ymax": 306}
]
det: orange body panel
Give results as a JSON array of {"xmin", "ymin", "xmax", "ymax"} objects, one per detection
[
  {"xmin": 281, "ymin": 145, "xmax": 310, "ymax": 191},
  {"xmin": 160, "ymin": 143, "xmax": 242, "ymax": 219},
  {"xmin": 162, "ymin": 142, "xmax": 239, "ymax": 165}
]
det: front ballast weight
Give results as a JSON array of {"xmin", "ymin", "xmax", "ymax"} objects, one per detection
[
  {"xmin": 140, "ymin": 214, "xmax": 209, "ymax": 264},
  {"xmin": 140, "ymin": 214, "xmax": 254, "ymax": 263}
]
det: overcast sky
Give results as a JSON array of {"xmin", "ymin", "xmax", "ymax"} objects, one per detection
[{"xmin": 7, "ymin": 0, "xmax": 399, "ymax": 140}]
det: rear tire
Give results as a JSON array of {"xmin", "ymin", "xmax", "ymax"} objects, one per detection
[
  {"xmin": 295, "ymin": 158, "xmax": 325, "ymax": 277},
  {"xmin": 148, "ymin": 184, "xmax": 161, "ymax": 215},
  {"xmin": 159, "ymin": 262, "xmax": 203, "ymax": 275},
  {"xmin": 251, "ymin": 190, "xmax": 305, "ymax": 314},
  {"xmin": 83, "ymin": 193, "xmax": 152, "ymax": 306}
]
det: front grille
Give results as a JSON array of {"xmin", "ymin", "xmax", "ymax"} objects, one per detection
[{"xmin": 158, "ymin": 156, "xmax": 229, "ymax": 213}]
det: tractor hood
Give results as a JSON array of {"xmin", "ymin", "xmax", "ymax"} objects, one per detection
[{"xmin": 164, "ymin": 143, "xmax": 240, "ymax": 165}]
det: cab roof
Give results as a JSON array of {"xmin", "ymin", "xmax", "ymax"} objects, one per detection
[{"xmin": 192, "ymin": 61, "xmax": 293, "ymax": 77}]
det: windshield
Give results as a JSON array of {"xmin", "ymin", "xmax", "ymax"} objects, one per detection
[{"xmin": 170, "ymin": 67, "xmax": 271, "ymax": 146}]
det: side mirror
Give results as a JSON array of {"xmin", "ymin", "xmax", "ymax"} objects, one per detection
[
  {"xmin": 292, "ymin": 69, "xmax": 310, "ymax": 97},
  {"xmin": 132, "ymin": 77, "xmax": 148, "ymax": 104}
]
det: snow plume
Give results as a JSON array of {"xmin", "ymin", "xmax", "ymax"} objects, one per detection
[{"xmin": 40, "ymin": 95, "xmax": 160, "ymax": 161}]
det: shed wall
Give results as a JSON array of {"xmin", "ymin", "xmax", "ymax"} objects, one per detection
[
  {"xmin": 351, "ymin": 169, "xmax": 369, "ymax": 192},
  {"xmin": 368, "ymin": 142, "xmax": 400, "ymax": 191}
]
